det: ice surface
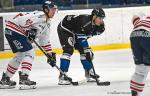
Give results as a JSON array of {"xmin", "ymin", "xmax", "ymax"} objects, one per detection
[{"xmin": 0, "ymin": 49, "xmax": 149, "ymax": 96}]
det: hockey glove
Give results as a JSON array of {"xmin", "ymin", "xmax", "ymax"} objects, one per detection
[
  {"xmin": 92, "ymin": 24, "xmax": 105, "ymax": 36},
  {"xmin": 84, "ymin": 48, "xmax": 94, "ymax": 61},
  {"xmin": 27, "ymin": 28, "xmax": 37, "ymax": 41},
  {"xmin": 47, "ymin": 52, "xmax": 56, "ymax": 67}
]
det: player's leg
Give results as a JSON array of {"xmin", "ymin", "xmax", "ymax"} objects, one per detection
[
  {"xmin": 131, "ymin": 37, "xmax": 150, "ymax": 95},
  {"xmin": 130, "ymin": 37, "xmax": 150, "ymax": 96},
  {"xmin": 0, "ymin": 53, "xmax": 25, "ymax": 89},
  {"xmin": 11, "ymin": 31, "xmax": 36, "ymax": 89},
  {"xmin": 18, "ymin": 49, "xmax": 36, "ymax": 89},
  {"xmin": 131, "ymin": 65, "xmax": 150, "ymax": 96},
  {"xmin": 76, "ymin": 45, "xmax": 99, "ymax": 82},
  {"xmin": 0, "ymin": 29, "xmax": 35, "ymax": 89},
  {"xmin": 57, "ymin": 24, "xmax": 74, "ymax": 85},
  {"xmin": 0, "ymin": 29, "xmax": 22, "ymax": 89}
]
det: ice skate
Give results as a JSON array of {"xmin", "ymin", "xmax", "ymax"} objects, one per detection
[
  {"xmin": 19, "ymin": 71, "xmax": 36, "ymax": 90},
  {"xmin": 58, "ymin": 73, "xmax": 72, "ymax": 85},
  {"xmin": 131, "ymin": 90, "xmax": 138, "ymax": 96},
  {"xmin": 85, "ymin": 69, "xmax": 100, "ymax": 82},
  {"xmin": 0, "ymin": 72, "xmax": 16, "ymax": 89}
]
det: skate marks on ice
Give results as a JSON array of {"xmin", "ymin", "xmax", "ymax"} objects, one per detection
[
  {"xmin": 0, "ymin": 49, "xmax": 150, "ymax": 96},
  {"xmin": 0, "ymin": 81, "xmax": 109, "ymax": 96},
  {"xmin": 1, "ymin": 80, "xmax": 149, "ymax": 96}
]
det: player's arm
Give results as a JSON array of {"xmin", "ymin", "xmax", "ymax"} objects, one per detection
[
  {"xmin": 38, "ymin": 29, "xmax": 56, "ymax": 67},
  {"xmin": 132, "ymin": 12, "xmax": 145, "ymax": 26},
  {"xmin": 17, "ymin": 12, "xmax": 38, "ymax": 41}
]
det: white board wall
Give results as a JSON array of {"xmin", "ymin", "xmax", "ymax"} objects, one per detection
[{"xmin": 1, "ymin": 6, "xmax": 150, "ymax": 49}]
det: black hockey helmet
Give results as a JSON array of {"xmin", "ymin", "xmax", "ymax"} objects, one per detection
[
  {"xmin": 91, "ymin": 8, "xmax": 105, "ymax": 18},
  {"xmin": 42, "ymin": 0, "xmax": 57, "ymax": 17}
]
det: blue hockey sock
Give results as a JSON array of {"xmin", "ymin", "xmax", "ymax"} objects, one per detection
[
  {"xmin": 60, "ymin": 59, "xmax": 70, "ymax": 72},
  {"xmin": 81, "ymin": 60, "xmax": 92, "ymax": 70}
]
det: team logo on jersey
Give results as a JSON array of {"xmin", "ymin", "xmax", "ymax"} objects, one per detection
[
  {"xmin": 26, "ymin": 19, "xmax": 33, "ymax": 25},
  {"xmin": 13, "ymin": 40, "xmax": 23, "ymax": 49},
  {"xmin": 68, "ymin": 37, "xmax": 74, "ymax": 47}
]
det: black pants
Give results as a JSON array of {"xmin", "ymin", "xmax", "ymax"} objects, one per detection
[{"xmin": 57, "ymin": 24, "xmax": 84, "ymax": 55}]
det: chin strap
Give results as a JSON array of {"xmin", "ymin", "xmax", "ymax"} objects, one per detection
[{"xmin": 44, "ymin": 10, "xmax": 50, "ymax": 18}]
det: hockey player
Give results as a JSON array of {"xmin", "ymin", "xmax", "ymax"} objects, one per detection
[
  {"xmin": 57, "ymin": 8, "xmax": 105, "ymax": 85},
  {"xmin": 130, "ymin": 12, "xmax": 150, "ymax": 96},
  {"xmin": 0, "ymin": 1, "xmax": 57, "ymax": 89}
]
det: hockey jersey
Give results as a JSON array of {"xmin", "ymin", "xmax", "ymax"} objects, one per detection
[
  {"xmin": 5, "ymin": 11, "xmax": 52, "ymax": 52},
  {"xmin": 132, "ymin": 12, "xmax": 150, "ymax": 32},
  {"xmin": 61, "ymin": 15, "xmax": 105, "ymax": 39}
]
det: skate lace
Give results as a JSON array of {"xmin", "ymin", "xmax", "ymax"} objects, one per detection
[
  {"xmin": 20, "ymin": 78, "xmax": 35, "ymax": 85},
  {"xmin": 1, "ymin": 77, "xmax": 15, "ymax": 85}
]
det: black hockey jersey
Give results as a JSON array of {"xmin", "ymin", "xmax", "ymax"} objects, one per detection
[{"xmin": 60, "ymin": 15, "xmax": 105, "ymax": 38}]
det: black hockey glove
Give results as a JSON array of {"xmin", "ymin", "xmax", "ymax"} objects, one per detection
[
  {"xmin": 27, "ymin": 28, "xmax": 37, "ymax": 41},
  {"xmin": 84, "ymin": 48, "xmax": 94, "ymax": 61},
  {"xmin": 47, "ymin": 52, "xmax": 56, "ymax": 67},
  {"xmin": 92, "ymin": 24, "xmax": 105, "ymax": 36}
]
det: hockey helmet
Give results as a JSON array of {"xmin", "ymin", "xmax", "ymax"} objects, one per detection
[
  {"xmin": 42, "ymin": 0, "xmax": 57, "ymax": 16},
  {"xmin": 91, "ymin": 8, "xmax": 105, "ymax": 18},
  {"xmin": 42, "ymin": 1, "xmax": 57, "ymax": 10}
]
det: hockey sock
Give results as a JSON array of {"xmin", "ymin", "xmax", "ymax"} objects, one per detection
[
  {"xmin": 19, "ymin": 49, "xmax": 34, "ymax": 75},
  {"xmin": 130, "ymin": 64, "xmax": 150, "ymax": 95},
  {"xmin": 81, "ymin": 60, "xmax": 93, "ymax": 71},
  {"xmin": 6, "ymin": 57, "xmax": 20, "ymax": 78},
  {"xmin": 21, "ymin": 56, "xmax": 33, "ymax": 75},
  {"xmin": 130, "ymin": 80, "xmax": 144, "ymax": 95},
  {"xmin": 60, "ymin": 59, "xmax": 70, "ymax": 72}
]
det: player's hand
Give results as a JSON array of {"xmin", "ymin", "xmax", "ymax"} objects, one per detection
[
  {"xmin": 92, "ymin": 24, "xmax": 105, "ymax": 36},
  {"xmin": 47, "ymin": 52, "xmax": 56, "ymax": 67},
  {"xmin": 84, "ymin": 48, "xmax": 94, "ymax": 61},
  {"xmin": 27, "ymin": 28, "xmax": 37, "ymax": 41}
]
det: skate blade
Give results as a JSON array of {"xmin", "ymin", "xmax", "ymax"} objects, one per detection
[
  {"xmin": 58, "ymin": 83, "xmax": 71, "ymax": 85},
  {"xmin": 19, "ymin": 85, "xmax": 37, "ymax": 90},
  {"xmin": 58, "ymin": 81, "xmax": 71, "ymax": 85},
  {"xmin": 86, "ymin": 79, "xmax": 100, "ymax": 82},
  {"xmin": 0, "ymin": 84, "xmax": 15, "ymax": 89}
]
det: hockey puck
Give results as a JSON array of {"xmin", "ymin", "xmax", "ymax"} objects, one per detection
[
  {"xmin": 71, "ymin": 82, "xmax": 79, "ymax": 86},
  {"xmin": 97, "ymin": 81, "xmax": 110, "ymax": 86}
]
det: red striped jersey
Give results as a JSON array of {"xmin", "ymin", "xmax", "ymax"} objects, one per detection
[
  {"xmin": 5, "ymin": 11, "xmax": 52, "ymax": 53},
  {"xmin": 132, "ymin": 13, "xmax": 150, "ymax": 32}
]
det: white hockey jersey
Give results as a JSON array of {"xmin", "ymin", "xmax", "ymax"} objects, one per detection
[
  {"xmin": 132, "ymin": 12, "xmax": 150, "ymax": 32},
  {"xmin": 5, "ymin": 11, "xmax": 52, "ymax": 52}
]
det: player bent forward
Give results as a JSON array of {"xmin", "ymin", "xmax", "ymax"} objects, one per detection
[
  {"xmin": 0, "ymin": 1, "xmax": 57, "ymax": 89},
  {"xmin": 130, "ymin": 12, "xmax": 150, "ymax": 96},
  {"xmin": 57, "ymin": 8, "xmax": 105, "ymax": 85}
]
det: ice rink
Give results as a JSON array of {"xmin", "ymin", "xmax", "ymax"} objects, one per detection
[{"xmin": 0, "ymin": 49, "xmax": 150, "ymax": 96}]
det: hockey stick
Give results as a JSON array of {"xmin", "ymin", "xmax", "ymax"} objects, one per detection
[
  {"xmin": 91, "ymin": 60, "xmax": 110, "ymax": 86},
  {"xmin": 87, "ymin": 53, "xmax": 110, "ymax": 86},
  {"xmin": 32, "ymin": 40, "xmax": 79, "ymax": 86}
]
